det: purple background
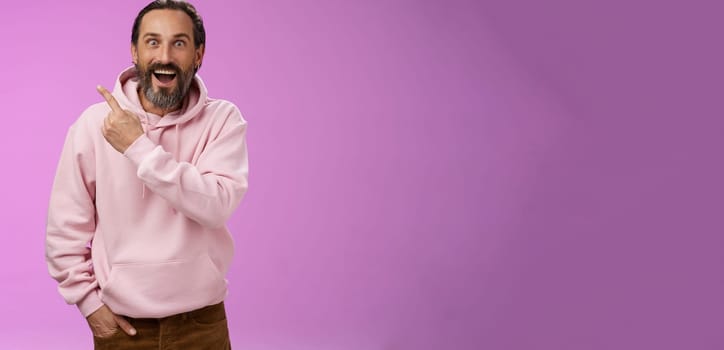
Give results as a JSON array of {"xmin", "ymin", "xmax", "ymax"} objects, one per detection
[{"xmin": 1, "ymin": 0, "xmax": 721, "ymax": 349}]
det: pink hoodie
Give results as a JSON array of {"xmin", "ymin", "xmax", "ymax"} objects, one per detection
[{"xmin": 46, "ymin": 67, "xmax": 249, "ymax": 318}]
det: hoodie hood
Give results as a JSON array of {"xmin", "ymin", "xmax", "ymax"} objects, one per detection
[{"xmin": 112, "ymin": 66, "xmax": 208, "ymax": 129}]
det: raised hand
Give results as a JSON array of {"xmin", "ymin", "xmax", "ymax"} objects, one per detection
[{"xmin": 97, "ymin": 85, "xmax": 144, "ymax": 154}]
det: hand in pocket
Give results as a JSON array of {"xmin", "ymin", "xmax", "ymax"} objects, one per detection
[{"xmin": 87, "ymin": 304, "xmax": 137, "ymax": 338}]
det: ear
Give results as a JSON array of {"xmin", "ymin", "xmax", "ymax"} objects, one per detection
[
  {"xmin": 194, "ymin": 44, "xmax": 205, "ymax": 70},
  {"xmin": 130, "ymin": 44, "xmax": 138, "ymax": 65}
]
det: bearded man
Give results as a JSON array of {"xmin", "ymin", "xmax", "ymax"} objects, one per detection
[{"xmin": 46, "ymin": 1, "xmax": 248, "ymax": 349}]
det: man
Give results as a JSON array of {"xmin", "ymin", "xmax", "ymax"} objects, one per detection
[{"xmin": 45, "ymin": 1, "xmax": 248, "ymax": 349}]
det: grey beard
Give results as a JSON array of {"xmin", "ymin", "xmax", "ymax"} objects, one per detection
[{"xmin": 143, "ymin": 84, "xmax": 185, "ymax": 110}]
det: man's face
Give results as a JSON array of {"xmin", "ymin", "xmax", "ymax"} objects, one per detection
[{"xmin": 132, "ymin": 9, "xmax": 204, "ymax": 110}]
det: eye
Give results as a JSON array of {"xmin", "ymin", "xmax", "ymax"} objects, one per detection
[
  {"xmin": 147, "ymin": 39, "xmax": 159, "ymax": 46},
  {"xmin": 174, "ymin": 40, "xmax": 186, "ymax": 47}
]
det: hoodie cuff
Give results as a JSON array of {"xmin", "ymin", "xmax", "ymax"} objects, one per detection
[
  {"xmin": 77, "ymin": 290, "xmax": 104, "ymax": 318},
  {"xmin": 124, "ymin": 135, "xmax": 157, "ymax": 166}
]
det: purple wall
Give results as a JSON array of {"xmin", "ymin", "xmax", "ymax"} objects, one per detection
[{"xmin": 1, "ymin": 0, "xmax": 721, "ymax": 349}]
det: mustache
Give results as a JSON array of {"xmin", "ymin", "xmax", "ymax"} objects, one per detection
[{"xmin": 146, "ymin": 63, "xmax": 182, "ymax": 75}]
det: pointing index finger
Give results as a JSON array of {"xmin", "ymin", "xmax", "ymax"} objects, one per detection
[{"xmin": 96, "ymin": 85, "xmax": 122, "ymax": 112}]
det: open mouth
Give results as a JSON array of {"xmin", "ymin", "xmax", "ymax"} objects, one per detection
[{"xmin": 152, "ymin": 69, "xmax": 177, "ymax": 85}]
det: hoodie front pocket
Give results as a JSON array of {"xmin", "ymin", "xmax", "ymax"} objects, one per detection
[{"xmin": 100, "ymin": 254, "xmax": 227, "ymax": 318}]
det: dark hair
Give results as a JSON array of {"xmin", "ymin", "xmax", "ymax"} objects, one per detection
[{"xmin": 131, "ymin": 0, "xmax": 206, "ymax": 48}]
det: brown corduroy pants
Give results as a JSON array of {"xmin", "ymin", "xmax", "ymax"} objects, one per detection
[{"xmin": 93, "ymin": 302, "xmax": 231, "ymax": 350}]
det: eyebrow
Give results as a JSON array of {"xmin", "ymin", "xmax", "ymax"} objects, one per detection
[{"xmin": 142, "ymin": 33, "xmax": 192, "ymax": 41}]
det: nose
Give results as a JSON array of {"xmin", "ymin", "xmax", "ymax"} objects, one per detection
[{"xmin": 158, "ymin": 43, "xmax": 173, "ymax": 64}]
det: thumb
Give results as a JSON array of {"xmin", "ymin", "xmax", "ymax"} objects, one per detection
[{"xmin": 113, "ymin": 314, "xmax": 137, "ymax": 336}]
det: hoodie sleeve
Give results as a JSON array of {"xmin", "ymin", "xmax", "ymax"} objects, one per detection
[
  {"xmin": 46, "ymin": 120, "xmax": 104, "ymax": 317},
  {"xmin": 123, "ymin": 107, "xmax": 249, "ymax": 229}
]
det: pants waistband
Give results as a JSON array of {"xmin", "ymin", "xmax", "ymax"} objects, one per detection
[{"xmin": 125, "ymin": 302, "xmax": 225, "ymax": 323}]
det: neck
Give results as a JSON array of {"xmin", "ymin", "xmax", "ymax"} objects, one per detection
[{"xmin": 138, "ymin": 88, "xmax": 181, "ymax": 117}]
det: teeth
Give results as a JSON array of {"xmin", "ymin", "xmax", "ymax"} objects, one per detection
[{"xmin": 154, "ymin": 69, "xmax": 175, "ymax": 75}]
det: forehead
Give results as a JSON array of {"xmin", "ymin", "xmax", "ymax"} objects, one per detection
[{"xmin": 139, "ymin": 9, "xmax": 194, "ymax": 37}]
